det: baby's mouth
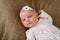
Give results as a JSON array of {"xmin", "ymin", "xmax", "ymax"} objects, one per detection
[{"xmin": 27, "ymin": 22, "xmax": 31, "ymax": 25}]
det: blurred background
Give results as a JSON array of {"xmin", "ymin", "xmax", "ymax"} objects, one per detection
[{"xmin": 0, "ymin": 0, "xmax": 60, "ymax": 40}]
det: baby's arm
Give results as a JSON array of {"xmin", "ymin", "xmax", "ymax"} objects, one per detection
[{"xmin": 39, "ymin": 10, "xmax": 53, "ymax": 25}]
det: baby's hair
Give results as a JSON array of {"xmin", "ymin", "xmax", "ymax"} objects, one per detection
[
  {"xmin": 19, "ymin": 6, "xmax": 37, "ymax": 15},
  {"xmin": 20, "ymin": 9, "xmax": 36, "ymax": 13}
]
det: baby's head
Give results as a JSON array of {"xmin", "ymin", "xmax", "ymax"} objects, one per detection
[{"xmin": 19, "ymin": 6, "xmax": 39, "ymax": 28}]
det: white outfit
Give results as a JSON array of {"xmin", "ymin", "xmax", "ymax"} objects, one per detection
[{"xmin": 26, "ymin": 10, "xmax": 60, "ymax": 40}]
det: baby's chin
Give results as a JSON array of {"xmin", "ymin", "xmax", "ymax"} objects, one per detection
[{"xmin": 24, "ymin": 25, "xmax": 33, "ymax": 28}]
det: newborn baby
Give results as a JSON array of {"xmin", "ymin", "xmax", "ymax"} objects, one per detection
[{"xmin": 19, "ymin": 6, "xmax": 60, "ymax": 40}]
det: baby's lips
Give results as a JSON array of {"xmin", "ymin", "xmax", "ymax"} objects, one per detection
[{"xmin": 27, "ymin": 22, "xmax": 31, "ymax": 25}]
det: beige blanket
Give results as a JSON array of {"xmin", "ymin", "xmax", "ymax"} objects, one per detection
[{"xmin": 0, "ymin": 0, "xmax": 60, "ymax": 40}]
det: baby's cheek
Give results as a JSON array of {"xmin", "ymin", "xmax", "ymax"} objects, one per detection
[
  {"xmin": 22, "ymin": 22, "xmax": 26, "ymax": 25},
  {"xmin": 31, "ymin": 18, "xmax": 36, "ymax": 24},
  {"xmin": 23, "ymin": 23, "xmax": 27, "ymax": 27},
  {"xmin": 23, "ymin": 22, "xmax": 26, "ymax": 25},
  {"xmin": 33, "ymin": 17, "xmax": 37, "ymax": 22}
]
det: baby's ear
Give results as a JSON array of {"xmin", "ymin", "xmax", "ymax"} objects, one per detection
[{"xmin": 37, "ymin": 10, "xmax": 41, "ymax": 16}]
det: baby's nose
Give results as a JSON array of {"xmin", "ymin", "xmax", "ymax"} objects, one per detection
[{"xmin": 26, "ymin": 18, "xmax": 29, "ymax": 22}]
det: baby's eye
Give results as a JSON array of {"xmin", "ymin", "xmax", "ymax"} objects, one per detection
[
  {"xmin": 22, "ymin": 19, "xmax": 25, "ymax": 21},
  {"xmin": 28, "ymin": 15, "xmax": 32, "ymax": 18}
]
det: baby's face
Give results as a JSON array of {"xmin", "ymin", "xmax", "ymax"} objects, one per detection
[{"xmin": 20, "ymin": 11, "xmax": 38, "ymax": 28}]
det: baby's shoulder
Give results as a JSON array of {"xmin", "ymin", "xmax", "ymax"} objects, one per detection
[
  {"xmin": 26, "ymin": 24, "xmax": 50, "ymax": 34},
  {"xmin": 26, "ymin": 26, "xmax": 39, "ymax": 34}
]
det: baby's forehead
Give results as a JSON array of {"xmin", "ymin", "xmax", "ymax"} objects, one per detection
[
  {"xmin": 20, "ymin": 10, "xmax": 36, "ymax": 15},
  {"xmin": 20, "ymin": 11, "xmax": 33, "ymax": 16}
]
